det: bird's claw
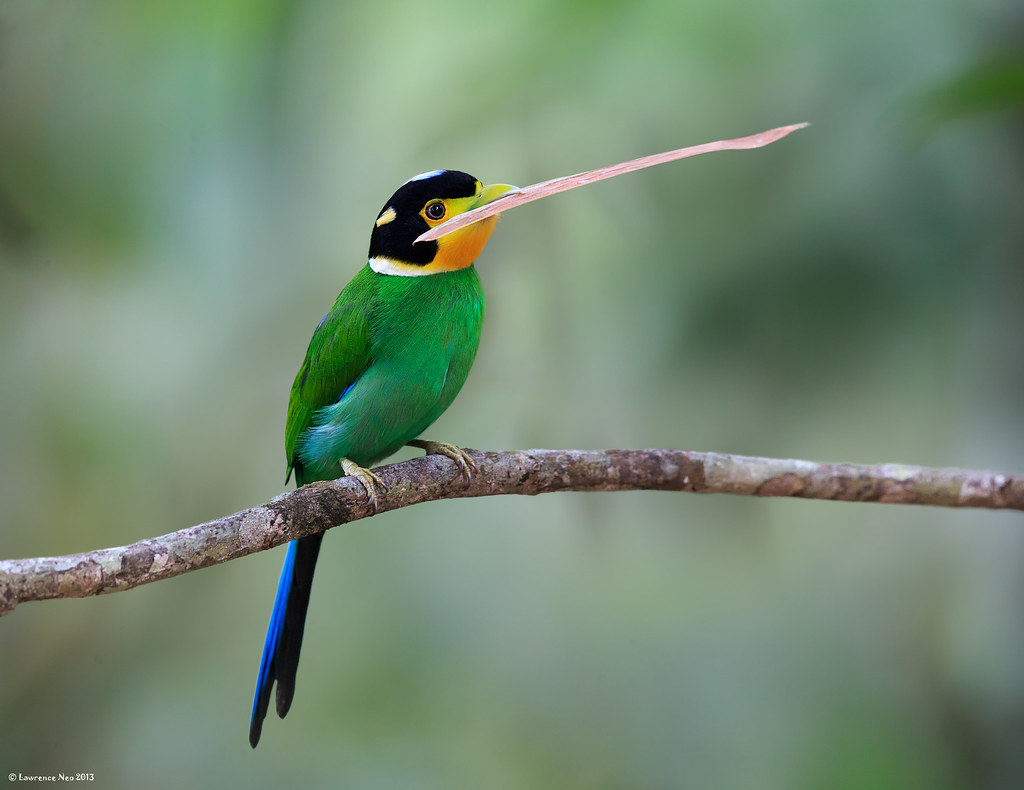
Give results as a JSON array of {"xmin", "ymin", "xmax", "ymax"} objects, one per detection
[
  {"xmin": 340, "ymin": 458, "xmax": 386, "ymax": 512},
  {"xmin": 407, "ymin": 440, "xmax": 477, "ymax": 485}
]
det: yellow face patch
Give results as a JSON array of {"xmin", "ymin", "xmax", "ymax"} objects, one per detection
[
  {"xmin": 414, "ymin": 183, "xmax": 496, "ymax": 272},
  {"xmin": 417, "ymin": 186, "xmax": 482, "ymax": 229}
]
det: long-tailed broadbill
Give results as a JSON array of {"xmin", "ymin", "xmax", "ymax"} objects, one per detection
[{"xmin": 249, "ymin": 123, "xmax": 806, "ymax": 748}]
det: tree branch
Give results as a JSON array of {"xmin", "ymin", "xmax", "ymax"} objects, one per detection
[{"xmin": 2, "ymin": 448, "xmax": 1021, "ymax": 615}]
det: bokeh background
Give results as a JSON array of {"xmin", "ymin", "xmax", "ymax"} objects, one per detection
[{"xmin": 2, "ymin": 0, "xmax": 1022, "ymax": 788}]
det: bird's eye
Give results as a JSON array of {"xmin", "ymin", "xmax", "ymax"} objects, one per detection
[{"xmin": 425, "ymin": 201, "xmax": 446, "ymax": 221}]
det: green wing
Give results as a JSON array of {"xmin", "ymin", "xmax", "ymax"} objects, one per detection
[{"xmin": 285, "ymin": 276, "xmax": 374, "ymax": 484}]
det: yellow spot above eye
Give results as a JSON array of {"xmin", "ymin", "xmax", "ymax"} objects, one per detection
[{"xmin": 375, "ymin": 207, "xmax": 396, "ymax": 227}]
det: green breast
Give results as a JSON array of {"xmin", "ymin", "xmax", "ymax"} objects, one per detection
[{"xmin": 296, "ymin": 265, "xmax": 484, "ymax": 479}]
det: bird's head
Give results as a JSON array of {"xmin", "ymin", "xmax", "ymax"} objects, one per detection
[{"xmin": 367, "ymin": 170, "xmax": 518, "ymax": 277}]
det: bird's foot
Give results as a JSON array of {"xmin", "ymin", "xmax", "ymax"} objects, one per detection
[
  {"xmin": 407, "ymin": 440, "xmax": 477, "ymax": 485},
  {"xmin": 340, "ymin": 458, "xmax": 386, "ymax": 512}
]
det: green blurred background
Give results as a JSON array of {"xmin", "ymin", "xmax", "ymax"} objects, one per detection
[{"xmin": 2, "ymin": 0, "xmax": 1022, "ymax": 787}]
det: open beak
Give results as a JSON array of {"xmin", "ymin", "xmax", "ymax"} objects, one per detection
[{"xmin": 414, "ymin": 122, "xmax": 808, "ymax": 244}]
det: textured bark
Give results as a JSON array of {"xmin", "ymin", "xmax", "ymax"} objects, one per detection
[{"xmin": 1, "ymin": 448, "xmax": 1021, "ymax": 615}]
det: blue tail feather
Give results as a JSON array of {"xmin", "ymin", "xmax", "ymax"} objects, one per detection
[
  {"xmin": 249, "ymin": 541, "xmax": 297, "ymax": 737},
  {"xmin": 249, "ymin": 534, "xmax": 323, "ymax": 748}
]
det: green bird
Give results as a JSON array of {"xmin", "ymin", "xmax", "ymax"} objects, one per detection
[
  {"xmin": 247, "ymin": 123, "xmax": 805, "ymax": 748},
  {"xmin": 249, "ymin": 170, "xmax": 517, "ymax": 748}
]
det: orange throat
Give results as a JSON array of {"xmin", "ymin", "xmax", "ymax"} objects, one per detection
[
  {"xmin": 369, "ymin": 215, "xmax": 499, "ymax": 277},
  {"xmin": 430, "ymin": 214, "xmax": 499, "ymax": 272}
]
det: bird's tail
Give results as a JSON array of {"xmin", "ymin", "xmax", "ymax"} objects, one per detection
[{"xmin": 249, "ymin": 533, "xmax": 323, "ymax": 748}]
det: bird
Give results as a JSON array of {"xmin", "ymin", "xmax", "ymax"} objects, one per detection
[
  {"xmin": 247, "ymin": 123, "xmax": 806, "ymax": 747},
  {"xmin": 249, "ymin": 169, "xmax": 518, "ymax": 748}
]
